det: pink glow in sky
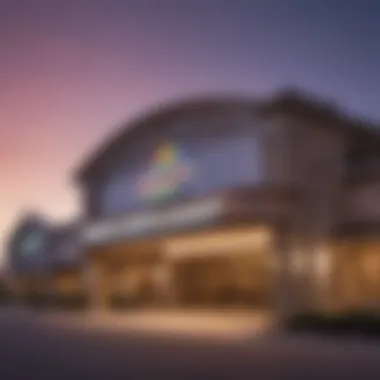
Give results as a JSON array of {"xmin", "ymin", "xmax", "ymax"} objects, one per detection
[
  {"xmin": 0, "ymin": 30, "xmax": 263, "ymax": 265},
  {"xmin": 0, "ymin": 35, "xmax": 201, "ymax": 256}
]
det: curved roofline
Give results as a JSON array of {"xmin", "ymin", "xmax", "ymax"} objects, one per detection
[
  {"xmin": 73, "ymin": 88, "xmax": 380, "ymax": 183},
  {"xmin": 73, "ymin": 92, "xmax": 264, "ymax": 183}
]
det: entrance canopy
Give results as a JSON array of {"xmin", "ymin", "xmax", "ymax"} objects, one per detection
[{"xmin": 81, "ymin": 186, "xmax": 298, "ymax": 248}]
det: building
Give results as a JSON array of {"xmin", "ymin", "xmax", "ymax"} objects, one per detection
[
  {"xmin": 72, "ymin": 89, "xmax": 380, "ymax": 316},
  {"xmin": 7, "ymin": 213, "xmax": 83, "ymax": 307},
  {"xmin": 7, "ymin": 88, "xmax": 380, "ymax": 317},
  {"xmin": 43, "ymin": 222, "xmax": 85, "ymax": 307},
  {"xmin": 7, "ymin": 212, "xmax": 53, "ymax": 302}
]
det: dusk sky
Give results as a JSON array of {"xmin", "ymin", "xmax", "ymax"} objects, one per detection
[{"xmin": 1, "ymin": 0, "xmax": 380, "ymax": 264}]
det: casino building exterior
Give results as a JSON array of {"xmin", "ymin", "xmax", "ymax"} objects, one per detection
[{"xmin": 7, "ymin": 89, "xmax": 380, "ymax": 317}]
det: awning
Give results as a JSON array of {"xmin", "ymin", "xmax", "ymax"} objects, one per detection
[{"xmin": 80, "ymin": 186, "xmax": 298, "ymax": 247}]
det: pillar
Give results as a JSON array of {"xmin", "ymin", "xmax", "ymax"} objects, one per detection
[
  {"xmin": 153, "ymin": 261, "xmax": 178, "ymax": 307},
  {"xmin": 272, "ymin": 228, "xmax": 298, "ymax": 321},
  {"xmin": 310, "ymin": 242, "xmax": 334, "ymax": 312},
  {"xmin": 83, "ymin": 258, "xmax": 110, "ymax": 311}
]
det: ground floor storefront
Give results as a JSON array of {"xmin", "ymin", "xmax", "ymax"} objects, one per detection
[
  {"xmin": 9, "ymin": 235, "xmax": 380, "ymax": 318},
  {"xmin": 84, "ymin": 225, "xmax": 277, "ymax": 312},
  {"xmin": 47, "ymin": 269, "xmax": 87, "ymax": 307},
  {"xmin": 328, "ymin": 239, "xmax": 380, "ymax": 312},
  {"xmin": 9, "ymin": 270, "xmax": 86, "ymax": 308},
  {"xmin": 9, "ymin": 190, "xmax": 380, "ymax": 319},
  {"xmin": 80, "ymin": 188, "xmax": 300, "ymax": 317},
  {"xmin": 80, "ymin": 236, "xmax": 380, "ymax": 319}
]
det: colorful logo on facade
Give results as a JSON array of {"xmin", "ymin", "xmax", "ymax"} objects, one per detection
[{"xmin": 137, "ymin": 142, "xmax": 194, "ymax": 201}]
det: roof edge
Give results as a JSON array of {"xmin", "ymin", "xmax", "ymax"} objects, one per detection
[{"xmin": 73, "ymin": 88, "xmax": 380, "ymax": 184}]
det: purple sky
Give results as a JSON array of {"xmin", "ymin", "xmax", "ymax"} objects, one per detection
[{"xmin": 1, "ymin": 0, "xmax": 379, "ymax": 263}]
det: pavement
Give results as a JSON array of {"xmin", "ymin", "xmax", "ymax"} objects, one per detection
[
  {"xmin": 1, "ymin": 306, "xmax": 380, "ymax": 379},
  {"xmin": 39, "ymin": 308, "xmax": 274, "ymax": 341}
]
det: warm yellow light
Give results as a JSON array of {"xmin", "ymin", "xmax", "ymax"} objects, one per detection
[
  {"xmin": 314, "ymin": 245, "xmax": 332, "ymax": 281},
  {"xmin": 163, "ymin": 227, "xmax": 272, "ymax": 260}
]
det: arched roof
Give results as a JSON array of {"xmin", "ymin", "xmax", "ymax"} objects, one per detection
[
  {"xmin": 73, "ymin": 89, "xmax": 380, "ymax": 183},
  {"xmin": 74, "ymin": 94, "xmax": 263, "ymax": 182}
]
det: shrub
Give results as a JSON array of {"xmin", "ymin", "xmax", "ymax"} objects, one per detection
[
  {"xmin": 286, "ymin": 312, "xmax": 329, "ymax": 332},
  {"xmin": 334, "ymin": 310, "xmax": 380, "ymax": 337},
  {"xmin": 287, "ymin": 309, "xmax": 380, "ymax": 338}
]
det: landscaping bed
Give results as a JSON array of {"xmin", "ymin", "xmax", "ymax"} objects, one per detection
[
  {"xmin": 24, "ymin": 293, "xmax": 88, "ymax": 310},
  {"xmin": 286, "ymin": 310, "xmax": 380, "ymax": 339}
]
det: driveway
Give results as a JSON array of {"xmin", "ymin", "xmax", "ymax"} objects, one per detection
[
  {"xmin": 0, "ymin": 307, "xmax": 380, "ymax": 379},
  {"xmin": 40, "ymin": 308, "xmax": 274, "ymax": 341}
]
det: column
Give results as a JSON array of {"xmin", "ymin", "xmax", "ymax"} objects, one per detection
[
  {"xmin": 291, "ymin": 234, "xmax": 330, "ymax": 313},
  {"xmin": 153, "ymin": 261, "xmax": 178, "ymax": 307},
  {"xmin": 83, "ymin": 258, "xmax": 110, "ymax": 311},
  {"xmin": 272, "ymin": 228, "xmax": 297, "ymax": 321},
  {"xmin": 311, "ymin": 242, "xmax": 334, "ymax": 312}
]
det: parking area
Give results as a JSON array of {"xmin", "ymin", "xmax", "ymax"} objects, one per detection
[
  {"xmin": 1, "ymin": 306, "xmax": 380, "ymax": 379},
  {"xmin": 39, "ymin": 308, "xmax": 275, "ymax": 342}
]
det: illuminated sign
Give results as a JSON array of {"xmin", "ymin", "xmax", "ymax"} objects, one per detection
[{"xmin": 137, "ymin": 142, "xmax": 194, "ymax": 201}]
